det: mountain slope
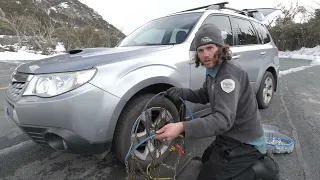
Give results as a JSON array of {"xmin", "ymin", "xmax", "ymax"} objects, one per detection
[
  {"xmin": 0, "ymin": 0, "xmax": 123, "ymax": 35},
  {"xmin": 0, "ymin": 0, "xmax": 125, "ymax": 53}
]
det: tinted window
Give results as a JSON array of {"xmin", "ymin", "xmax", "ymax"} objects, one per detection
[
  {"xmin": 201, "ymin": 15, "xmax": 233, "ymax": 46},
  {"xmin": 251, "ymin": 21, "xmax": 271, "ymax": 44},
  {"xmin": 232, "ymin": 18, "xmax": 258, "ymax": 45},
  {"xmin": 118, "ymin": 12, "xmax": 202, "ymax": 47}
]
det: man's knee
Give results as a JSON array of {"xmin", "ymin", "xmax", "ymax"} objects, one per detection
[
  {"xmin": 231, "ymin": 155, "xmax": 279, "ymax": 180},
  {"xmin": 251, "ymin": 155, "xmax": 280, "ymax": 180},
  {"xmin": 230, "ymin": 167, "xmax": 255, "ymax": 180}
]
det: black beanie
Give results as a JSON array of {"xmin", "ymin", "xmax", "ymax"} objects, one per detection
[{"xmin": 194, "ymin": 23, "xmax": 224, "ymax": 50}]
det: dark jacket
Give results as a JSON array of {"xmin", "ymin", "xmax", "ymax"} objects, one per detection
[{"xmin": 181, "ymin": 61, "xmax": 264, "ymax": 144}]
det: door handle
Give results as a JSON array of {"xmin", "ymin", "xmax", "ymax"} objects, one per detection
[
  {"xmin": 261, "ymin": 51, "xmax": 266, "ymax": 55},
  {"xmin": 232, "ymin": 55, "xmax": 240, "ymax": 59}
]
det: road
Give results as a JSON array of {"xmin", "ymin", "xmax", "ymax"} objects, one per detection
[{"xmin": 0, "ymin": 58, "xmax": 319, "ymax": 180}]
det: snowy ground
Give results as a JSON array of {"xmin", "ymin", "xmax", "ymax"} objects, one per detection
[
  {"xmin": 0, "ymin": 43, "xmax": 66, "ymax": 62},
  {"xmin": 279, "ymin": 45, "xmax": 320, "ymax": 62},
  {"xmin": 278, "ymin": 46, "xmax": 320, "ymax": 76}
]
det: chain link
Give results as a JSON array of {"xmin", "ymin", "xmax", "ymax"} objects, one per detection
[{"xmin": 124, "ymin": 94, "xmax": 189, "ymax": 180}]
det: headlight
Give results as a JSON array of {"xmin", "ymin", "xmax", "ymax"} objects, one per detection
[{"xmin": 23, "ymin": 68, "xmax": 97, "ymax": 97}]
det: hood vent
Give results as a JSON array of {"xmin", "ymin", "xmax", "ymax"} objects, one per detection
[{"xmin": 69, "ymin": 49, "xmax": 83, "ymax": 54}]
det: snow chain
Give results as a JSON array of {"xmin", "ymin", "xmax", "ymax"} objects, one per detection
[{"xmin": 124, "ymin": 93, "xmax": 189, "ymax": 180}]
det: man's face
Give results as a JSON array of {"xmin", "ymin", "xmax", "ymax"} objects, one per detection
[{"xmin": 196, "ymin": 44, "xmax": 218, "ymax": 69}]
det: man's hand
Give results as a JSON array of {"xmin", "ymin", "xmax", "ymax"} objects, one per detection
[
  {"xmin": 155, "ymin": 122, "xmax": 184, "ymax": 141},
  {"xmin": 163, "ymin": 87, "xmax": 183, "ymax": 102}
]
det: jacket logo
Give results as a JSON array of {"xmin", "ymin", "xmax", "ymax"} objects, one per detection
[
  {"xmin": 201, "ymin": 36, "xmax": 212, "ymax": 44},
  {"xmin": 220, "ymin": 79, "xmax": 235, "ymax": 93}
]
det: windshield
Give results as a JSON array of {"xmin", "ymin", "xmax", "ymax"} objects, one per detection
[{"xmin": 118, "ymin": 12, "xmax": 203, "ymax": 47}]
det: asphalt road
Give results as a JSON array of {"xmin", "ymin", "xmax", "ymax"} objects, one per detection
[{"xmin": 0, "ymin": 58, "xmax": 319, "ymax": 180}]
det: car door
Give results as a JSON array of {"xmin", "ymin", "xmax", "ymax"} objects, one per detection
[
  {"xmin": 189, "ymin": 14, "xmax": 234, "ymax": 114},
  {"xmin": 250, "ymin": 20, "xmax": 277, "ymax": 87},
  {"xmin": 229, "ymin": 16, "xmax": 262, "ymax": 88}
]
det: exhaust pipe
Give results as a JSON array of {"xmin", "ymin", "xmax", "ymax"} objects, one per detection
[{"xmin": 45, "ymin": 133, "xmax": 68, "ymax": 151}]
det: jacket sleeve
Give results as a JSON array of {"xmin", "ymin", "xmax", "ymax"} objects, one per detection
[
  {"xmin": 180, "ymin": 79, "xmax": 209, "ymax": 104},
  {"xmin": 182, "ymin": 73, "xmax": 241, "ymax": 138}
]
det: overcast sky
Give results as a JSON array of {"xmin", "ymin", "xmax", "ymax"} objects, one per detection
[{"xmin": 78, "ymin": 0, "xmax": 319, "ymax": 34}]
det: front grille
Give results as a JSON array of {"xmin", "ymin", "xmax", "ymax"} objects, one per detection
[
  {"xmin": 7, "ymin": 72, "xmax": 29, "ymax": 100},
  {"xmin": 20, "ymin": 126, "xmax": 49, "ymax": 147},
  {"xmin": 8, "ymin": 82, "xmax": 25, "ymax": 99}
]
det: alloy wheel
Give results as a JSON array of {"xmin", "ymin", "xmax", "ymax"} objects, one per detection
[
  {"xmin": 130, "ymin": 107, "xmax": 174, "ymax": 161},
  {"xmin": 263, "ymin": 77, "xmax": 274, "ymax": 104}
]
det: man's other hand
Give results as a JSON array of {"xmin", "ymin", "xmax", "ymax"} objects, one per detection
[{"xmin": 155, "ymin": 122, "xmax": 184, "ymax": 141}]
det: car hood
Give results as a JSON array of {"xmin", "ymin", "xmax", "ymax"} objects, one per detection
[{"xmin": 16, "ymin": 46, "xmax": 173, "ymax": 74}]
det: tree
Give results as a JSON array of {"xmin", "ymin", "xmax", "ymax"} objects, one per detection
[
  {"xmin": 268, "ymin": 2, "xmax": 320, "ymax": 51},
  {"xmin": 0, "ymin": 13, "xmax": 25, "ymax": 47}
]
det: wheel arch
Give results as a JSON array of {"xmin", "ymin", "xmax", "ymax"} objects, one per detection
[
  {"xmin": 266, "ymin": 66, "xmax": 277, "ymax": 92},
  {"xmin": 109, "ymin": 79, "xmax": 184, "ymax": 149},
  {"xmin": 255, "ymin": 66, "xmax": 277, "ymax": 109},
  {"xmin": 255, "ymin": 65, "xmax": 278, "ymax": 93}
]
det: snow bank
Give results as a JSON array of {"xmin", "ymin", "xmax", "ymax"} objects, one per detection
[
  {"xmin": 279, "ymin": 65, "xmax": 313, "ymax": 76},
  {"xmin": 279, "ymin": 45, "xmax": 320, "ymax": 65},
  {"xmin": 0, "ymin": 43, "xmax": 66, "ymax": 61},
  {"xmin": 0, "ymin": 50, "xmax": 54, "ymax": 61},
  {"xmin": 279, "ymin": 45, "xmax": 320, "ymax": 76}
]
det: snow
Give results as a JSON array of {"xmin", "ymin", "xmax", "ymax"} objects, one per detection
[
  {"xmin": 59, "ymin": 2, "xmax": 69, "ymax": 9},
  {"xmin": 278, "ymin": 46, "xmax": 320, "ymax": 76},
  {"xmin": 279, "ymin": 45, "xmax": 320, "ymax": 63},
  {"xmin": 50, "ymin": 7, "xmax": 57, "ymax": 12},
  {"xmin": 0, "ymin": 50, "xmax": 53, "ymax": 61},
  {"xmin": 0, "ymin": 43, "xmax": 66, "ymax": 62},
  {"xmin": 279, "ymin": 65, "xmax": 313, "ymax": 76},
  {"xmin": 55, "ymin": 42, "xmax": 66, "ymax": 52}
]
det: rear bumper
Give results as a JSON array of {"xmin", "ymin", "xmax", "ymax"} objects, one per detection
[{"xmin": 3, "ymin": 83, "xmax": 127, "ymax": 154}]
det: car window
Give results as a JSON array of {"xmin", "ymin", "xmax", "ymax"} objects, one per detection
[
  {"xmin": 201, "ymin": 15, "xmax": 233, "ymax": 46},
  {"xmin": 169, "ymin": 29, "xmax": 190, "ymax": 44},
  {"xmin": 134, "ymin": 29, "xmax": 166, "ymax": 44},
  {"xmin": 231, "ymin": 17, "xmax": 258, "ymax": 45},
  {"xmin": 251, "ymin": 21, "xmax": 271, "ymax": 44},
  {"xmin": 118, "ymin": 12, "xmax": 203, "ymax": 47}
]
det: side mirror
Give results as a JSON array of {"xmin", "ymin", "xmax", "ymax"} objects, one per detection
[
  {"xmin": 189, "ymin": 38, "xmax": 196, "ymax": 51},
  {"xmin": 189, "ymin": 51, "xmax": 196, "ymax": 64},
  {"xmin": 189, "ymin": 57, "xmax": 196, "ymax": 64},
  {"xmin": 189, "ymin": 38, "xmax": 196, "ymax": 64}
]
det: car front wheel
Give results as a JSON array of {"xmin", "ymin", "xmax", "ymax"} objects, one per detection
[
  {"xmin": 112, "ymin": 93, "xmax": 180, "ymax": 169},
  {"xmin": 256, "ymin": 71, "xmax": 275, "ymax": 109}
]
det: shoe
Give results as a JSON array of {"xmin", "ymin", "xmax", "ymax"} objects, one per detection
[{"xmin": 252, "ymin": 155, "xmax": 280, "ymax": 180}]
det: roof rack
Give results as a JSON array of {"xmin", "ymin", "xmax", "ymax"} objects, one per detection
[
  {"xmin": 177, "ymin": 2, "xmax": 229, "ymax": 13},
  {"xmin": 176, "ymin": 2, "xmax": 263, "ymax": 20}
]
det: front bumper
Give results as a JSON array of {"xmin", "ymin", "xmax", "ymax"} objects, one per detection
[{"xmin": 4, "ymin": 82, "xmax": 127, "ymax": 154}]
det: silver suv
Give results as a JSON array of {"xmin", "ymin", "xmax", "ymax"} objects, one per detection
[{"xmin": 4, "ymin": 2, "xmax": 279, "ymax": 168}]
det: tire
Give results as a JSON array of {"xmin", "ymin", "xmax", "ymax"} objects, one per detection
[
  {"xmin": 256, "ymin": 71, "xmax": 275, "ymax": 109},
  {"xmin": 112, "ymin": 93, "xmax": 180, "ymax": 170}
]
